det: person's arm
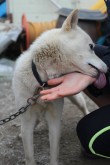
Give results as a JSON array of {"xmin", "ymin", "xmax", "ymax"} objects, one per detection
[{"xmin": 40, "ymin": 73, "xmax": 96, "ymax": 101}]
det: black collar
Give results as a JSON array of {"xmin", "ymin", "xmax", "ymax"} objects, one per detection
[{"xmin": 31, "ymin": 60, "xmax": 48, "ymax": 87}]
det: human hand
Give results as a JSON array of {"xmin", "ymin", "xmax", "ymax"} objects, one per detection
[{"xmin": 40, "ymin": 72, "xmax": 96, "ymax": 101}]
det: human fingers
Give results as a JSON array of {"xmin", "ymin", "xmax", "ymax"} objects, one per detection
[
  {"xmin": 40, "ymin": 86, "xmax": 60, "ymax": 94},
  {"xmin": 40, "ymin": 92, "xmax": 62, "ymax": 101}
]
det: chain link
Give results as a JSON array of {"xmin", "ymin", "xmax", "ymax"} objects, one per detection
[{"xmin": 0, "ymin": 88, "xmax": 42, "ymax": 126}]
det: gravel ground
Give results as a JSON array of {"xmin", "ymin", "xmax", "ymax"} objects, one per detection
[{"xmin": 0, "ymin": 77, "xmax": 110, "ymax": 165}]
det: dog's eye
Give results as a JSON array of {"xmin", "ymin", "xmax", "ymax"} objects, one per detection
[{"xmin": 89, "ymin": 44, "xmax": 94, "ymax": 50}]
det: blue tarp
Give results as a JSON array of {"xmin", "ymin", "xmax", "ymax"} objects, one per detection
[{"xmin": 0, "ymin": 1, "xmax": 6, "ymax": 17}]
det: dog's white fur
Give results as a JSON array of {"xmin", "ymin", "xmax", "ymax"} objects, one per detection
[{"xmin": 12, "ymin": 10, "xmax": 107, "ymax": 165}]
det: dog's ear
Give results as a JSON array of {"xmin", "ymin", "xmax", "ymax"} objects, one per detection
[{"xmin": 62, "ymin": 9, "xmax": 78, "ymax": 31}]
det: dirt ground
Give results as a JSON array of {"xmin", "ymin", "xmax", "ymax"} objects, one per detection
[{"xmin": 0, "ymin": 77, "xmax": 110, "ymax": 165}]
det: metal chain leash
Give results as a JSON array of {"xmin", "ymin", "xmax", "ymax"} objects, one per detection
[
  {"xmin": 0, "ymin": 102, "xmax": 31, "ymax": 125},
  {"xmin": 0, "ymin": 86, "xmax": 43, "ymax": 126}
]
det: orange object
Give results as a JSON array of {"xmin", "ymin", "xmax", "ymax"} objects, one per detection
[{"xmin": 22, "ymin": 14, "xmax": 57, "ymax": 49}]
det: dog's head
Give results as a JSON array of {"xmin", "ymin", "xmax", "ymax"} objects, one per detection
[
  {"xmin": 34, "ymin": 9, "xmax": 107, "ymax": 80},
  {"xmin": 58, "ymin": 9, "xmax": 107, "ymax": 77}
]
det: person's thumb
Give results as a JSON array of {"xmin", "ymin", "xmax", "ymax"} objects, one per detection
[{"xmin": 47, "ymin": 76, "xmax": 64, "ymax": 85}]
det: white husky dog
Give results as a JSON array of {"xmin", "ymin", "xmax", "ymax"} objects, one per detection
[{"xmin": 13, "ymin": 10, "xmax": 107, "ymax": 165}]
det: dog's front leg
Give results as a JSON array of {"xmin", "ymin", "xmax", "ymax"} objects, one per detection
[
  {"xmin": 45, "ymin": 99, "xmax": 64, "ymax": 165},
  {"xmin": 21, "ymin": 106, "xmax": 37, "ymax": 165}
]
